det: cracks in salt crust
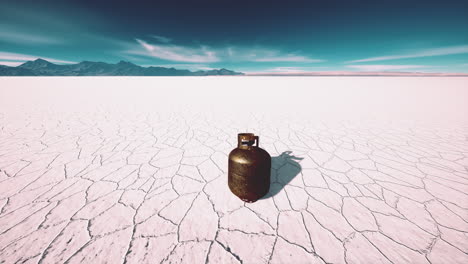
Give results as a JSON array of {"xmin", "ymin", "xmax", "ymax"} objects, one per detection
[
  {"xmin": 1, "ymin": 112, "xmax": 468, "ymax": 263},
  {"xmin": 122, "ymin": 183, "xmax": 152, "ymax": 264},
  {"xmin": 37, "ymin": 218, "xmax": 79, "ymax": 264},
  {"xmin": 214, "ymin": 240, "xmax": 244, "ymax": 263},
  {"xmin": 300, "ymin": 211, "xmax": 316, "ymax": 252}
]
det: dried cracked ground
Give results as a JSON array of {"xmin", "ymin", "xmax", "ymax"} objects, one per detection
[{"xmin": 0, "ymin": 77, "xmax": 467, "ymax": 263}]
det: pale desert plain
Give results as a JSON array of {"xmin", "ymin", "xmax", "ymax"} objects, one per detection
[{"xmin": 0, "ymin": 76, "xmax": 467, "ymax": 263}]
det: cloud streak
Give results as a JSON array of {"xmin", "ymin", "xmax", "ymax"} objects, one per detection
[
  {"xmin": 252, "ymin": 55, "xmax": 323, "ymax": 62},
  {"xmin": 149, "ymin": 35, "xmax": 172, "ymax": 43},
  {"xmin": 226, "ymin": 47, "xmax": 323, "ymax": 63},
  {"xmin": 128, "ymin": 38, "xmax": 323, "ymax": 64},
  {"xmin": 0, "ymin": 52, "xmax": 75, "ymax": 64},
  {"xmin": 0, "ymin": 25, "xmax": 63, "ymax": 45},
  {"xmin": 0, "ymin": 61, "xmax": 24, "ymax": 67},
  {"xmin": 132, "ymin": 39, "xmax": 219, "ymax": 63},
  {"xmin": 347, "ymin": 45, "xmax": 468, "ymax": 63}
]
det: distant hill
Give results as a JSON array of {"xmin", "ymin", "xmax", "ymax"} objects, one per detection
[
  {"xmin": 0, "ymin": 59, "xmax": 244, "ymax": 76},
  {"xmin": 0, "ymin": 65, "xmax": 36, "ymax": 76}
]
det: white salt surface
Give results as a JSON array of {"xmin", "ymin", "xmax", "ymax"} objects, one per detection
[{"xmin": 0, "ymin": 77, "xmax": 467, "ymax": 263}]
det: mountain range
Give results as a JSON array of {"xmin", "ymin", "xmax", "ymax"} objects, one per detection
[{"xmin": 0, "ymin": 59, "xmax": 244, "ymax": 76}]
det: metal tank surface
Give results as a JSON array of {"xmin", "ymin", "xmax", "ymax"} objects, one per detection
[{"xmin": 228, "ymin": 133, "xmax": 271, "ymax": 203}]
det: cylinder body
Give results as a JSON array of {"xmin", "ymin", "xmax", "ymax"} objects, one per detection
[{"xmin": 228, "ymin": 133, "xmax": 271, "ymax": 202}]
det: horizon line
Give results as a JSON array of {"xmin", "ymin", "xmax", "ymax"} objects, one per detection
[{"xmin": 1, "ymin": 58, "xmax": 468, "ymax": 76}]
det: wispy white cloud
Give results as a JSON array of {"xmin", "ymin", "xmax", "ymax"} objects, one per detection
[
  {"xmin": 346, "ymin": 64, "xmax": 433, "ymax": 71},
  {"xmin": 347, "ymin": 45, "xmax": 468, "ymax": 63},
  {"xmin": 149, "ymin": 35, "xmax": 172, "ymax": 43},
  {"xmin": 251, "ymin": 55, "xmax": 323, "ymax": 62},
  {"xmin": 0, "ymin": 26, "xmax": 63, "ymax": 45},
  {"xmin": 0, "ymin": 52, "xmax": 75, "ymax": 64},
  {"xmin": 126, "ymin": 38, "xmax": 323, "ymax": 64},
  {"xmin": 225, "ymin": 47, "xmax": 323, "ymax": 63},
  {"xmin": 0, "ymin": 61, "xmax": 23, "ymax": 67},
  {"xmin": 131, "ymin": 39, "xmax": 219, "ymax": 63}
]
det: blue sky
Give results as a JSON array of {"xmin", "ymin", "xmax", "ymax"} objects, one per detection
[{"xmin": 0, "ymin": 0, "xmax": 467, "ymax": 73}]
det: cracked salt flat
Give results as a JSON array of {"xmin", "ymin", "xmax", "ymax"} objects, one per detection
[{"xmin": 0, "ymin": 77, "xmax": 467, "ymax": 264}]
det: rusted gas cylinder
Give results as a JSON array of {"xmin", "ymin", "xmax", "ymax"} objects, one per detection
[{"xmin": 228, "ymin": 133, "xmax": 271, "ymax": 203}]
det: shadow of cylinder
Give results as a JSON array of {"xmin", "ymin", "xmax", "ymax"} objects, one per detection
[{"xmin": 261, "ymin": 151, "xmax": 303, "ymax": 199}]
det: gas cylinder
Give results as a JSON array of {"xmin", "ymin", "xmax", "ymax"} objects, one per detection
[{"xmin": 228, "ymin": 133, "xmax": 271, "ymax": 203}]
